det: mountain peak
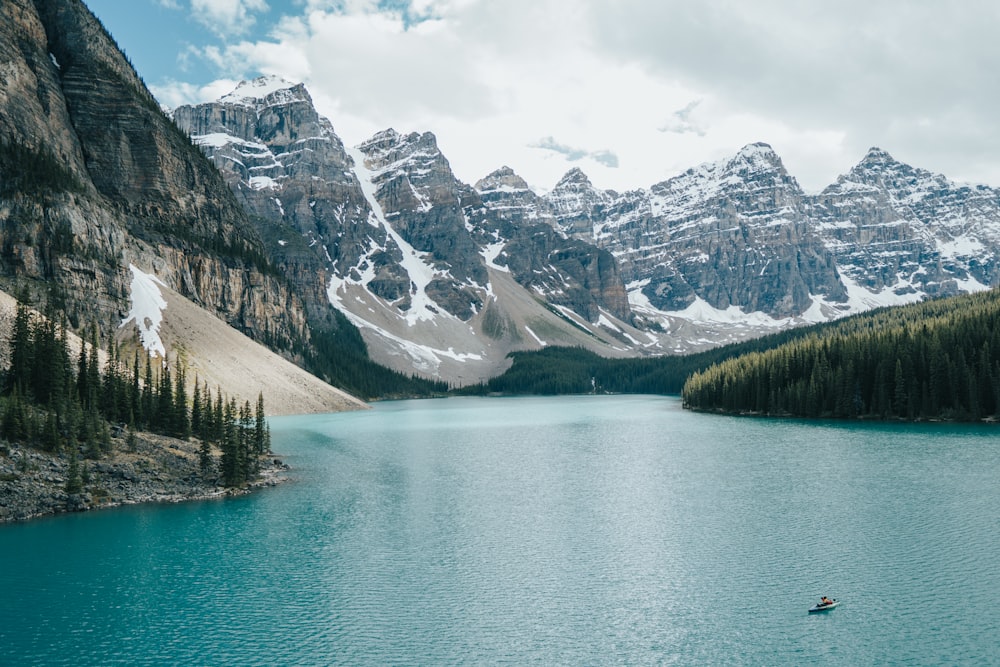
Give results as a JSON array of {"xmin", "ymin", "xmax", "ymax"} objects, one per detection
[
  {"xmin": 730, "ymin": 142, "xmax": 783, "ymax": 170},
  {"xmin": 858, "ymin": 146, "xmax": 898, "ymax": 167},
  {"xmin": 359, "ymin": 128, "xmax": 442, "ymax": 158},
  {"xmin": 555, "ymin": 167, "xmax": 593, "ymax": 189},
  {"xmin": 364, "ymin": 127, "xmax": 403, "ymax": 145},
  {"xmin": 218, "ymin": 76, "xmax": 309, "ymax": 107},
  {"xmin": 475, "ymin": 166, "xmax": 530, "ymax": 193}
]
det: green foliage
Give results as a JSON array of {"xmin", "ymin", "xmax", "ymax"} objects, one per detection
[
  {"xmin": 64, "ymin": 449, "xmax": 83, "ymax": 495},
  {"xmin": 0, "ymin": 139, "xmax": 84, "ymax": 197},
  {"xmin": 1, "ymin": 296, "xmax": 272, "ymax": 486},
  {"xmin": 461, "ymin": 328, "xmax": 822, "ymax": 397},
  {"xmin": 682, "ymin": 289, "xmax": 1000, "ymax": 421}
]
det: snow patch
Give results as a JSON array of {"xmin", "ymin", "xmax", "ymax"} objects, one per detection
[
  {"xmin": 120, "ymin": 265, "xmax": 168, "ymax": 358},
  {"xmin": 249, "ymin": 175, "xmax": 280, "ymax": 190},
  {"xmin": 524, "ymin": 326, "xmax": 546, "ymax": 346},
  {"xmin": 481, "ymin": 242, "xmax": 509, "ymax": 272},
  {"xmin": 938, "ymin": 235, "xmax": 985, "ymax": 259},
  {"xmin": 345, "ymin": 145, "xmax": 450, "ymax": 325},
  {"xmin": 219, "ymin": 76, "xmax": 303, "ymax": 107}
]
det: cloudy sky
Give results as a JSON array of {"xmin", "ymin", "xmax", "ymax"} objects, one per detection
[{"xmin": 85, "ymin": 0, "xmax": 1000, "ymax": 194}]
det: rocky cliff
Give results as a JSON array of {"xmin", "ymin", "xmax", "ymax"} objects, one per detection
[
  {"xmin": 549, "ymin": 144, "xmax": 999, "ymax": 327},
  {"xmin": 811, "ymin": 147, "xmax": 1000, "ymax": 298},
  {"xmin": 173, "ymin": 80, "xmax": 642, "ymax": 382},
  {"xmin": 549, "ymin": 144, "xmax": 847, "ymax": 318},
  {"xmin": 0, "ymin": 0, "xmax": 311, "ymax": 359},
  {"xmin": 172, "ymin": 75, "xmax": 1000, "ymax": 368}
]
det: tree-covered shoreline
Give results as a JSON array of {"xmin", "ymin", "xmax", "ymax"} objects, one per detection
[
  {"xmin": 2, "ymin": 295, "xmax": 273, "ymax": 493},
  {"xmin": 682, "ymin": 289, "xmax": 1000, "ymax": 421}
]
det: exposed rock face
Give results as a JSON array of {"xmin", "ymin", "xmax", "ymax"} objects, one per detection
[
  {"xmin": 171, "ymin": 79, "xmax": 408, "ymax": 321},
  {"xmin": 0, "ymin": 0, "xmax": 309, "ymax": 356},
  {"xmin": 549, "ymin": 143, "xmax": 1000, "ymax": 323},
  {"xmin": 353, "ymin": 128, "xmax": 487, "ymax": 319},
  {"xmin": 174, "ymin": 82, "xmax": 637, "ymax": 382},
  {"xmin": 546, "ymin": 168, "xmax": 615, "ymax": 238},
  {"xmin": 551, "ymin": 144, "xmax": 846, "ymax": 317},
  {"xmin": 473, "ymin": 167, "xmax": 630, "ymax": 321},
  {"xmin": 811, "ymin": 147, "xmax": 1000, "ymax": 297},
  {"xmin": 170, "ymin": 76, "xmax": 1000, "ymax": 365}
]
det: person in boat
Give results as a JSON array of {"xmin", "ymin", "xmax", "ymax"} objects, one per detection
[{"xmin": 820, "ymin": 596, "xmax": 833, "ymax": 606}]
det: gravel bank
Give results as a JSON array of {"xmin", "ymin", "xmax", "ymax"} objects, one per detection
[{"xmin": 0, "ymin": 433, "xmax": 288, "ymax": 523}]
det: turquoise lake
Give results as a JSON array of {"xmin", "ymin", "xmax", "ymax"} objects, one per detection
[{"xmin": 2, "ymin": 395, "xmax": 999, "ymax": 665}]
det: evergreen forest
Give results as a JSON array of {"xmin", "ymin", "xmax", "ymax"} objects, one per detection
[
  {"xmin": 682, "ymin": 288, "xmax": 1000, "ymax": 421},
  {"xmin": 2, "ymin": 296, "xmax": 271, "ymax": 488},
  {"xmin": 462, "ymin": 288, "xmax": 1000, "ymax": 423},
  {"xmin": 456, "ymin": 324, "xmax": 823, "ymax": 396}
]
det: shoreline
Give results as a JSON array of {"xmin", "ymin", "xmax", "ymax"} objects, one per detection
[{"xmin": 0, "ymin": 432, "xmax": 289, "ymax": 524}]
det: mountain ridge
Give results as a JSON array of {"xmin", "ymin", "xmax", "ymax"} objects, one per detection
[{"xmin": 172, "ymin": 75, "xmax": 1000, "ymax": 383}]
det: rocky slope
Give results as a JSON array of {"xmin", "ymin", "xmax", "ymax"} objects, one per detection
[
  {"xmin": 0, "ymin": 435, "xmax": 288, "ymax": 523},
  {"xmin": 0, "ymin": 0, "xmax": 313, "ymax": 368},
  {"xmin": 173, "ymin": 80, "xmax": 644, "ymax": 382},
  {"xmin": 174, "ymin": 76, "xmax": 1000, "ymax": 367},
  {"xmin": 547, "ymin": 145, "xmax": 1000, "ymax": 328},
  {"xmin": 811, "ymin": 147, "xmax": 1000, "ymax": 298}
]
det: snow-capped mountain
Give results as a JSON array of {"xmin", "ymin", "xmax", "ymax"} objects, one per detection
[
  {"xmin": 174, "ymin": 77, "xmax": 1000, "ymax": 382},
  {"xmin": 550, "ymin": 143, "xmax": 846, "ymax": 319},
  {"xmin": 546, "ymin": 143, "xmax": 1000, "ymax": 328},
  {"xmin": 811, "ymin": 147, "xmax": 999, "ymax": 301},
  {"xmin": 173, "ymin": 78, "xmax": 642, "ymax": 383}
]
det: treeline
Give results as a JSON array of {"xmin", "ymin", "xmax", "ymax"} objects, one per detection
[
  {"xmin": 2, "ymin": 298, "xmax": 270, "ymax": 487},
  {"xmin": 682, "ymin": 289, "xmax": 1000, "ymax": 421},
  {"xmin": 454, "ymin": 326, "xmax": 826, "ymax": 397},
  {"xmin": 302, "ymin": 309, "xmax": 448, "ymax": 400}
]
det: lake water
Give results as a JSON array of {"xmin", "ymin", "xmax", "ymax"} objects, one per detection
[{"xmin": 2, "ymin": 395, "xmax": 999, "ymax": 665}]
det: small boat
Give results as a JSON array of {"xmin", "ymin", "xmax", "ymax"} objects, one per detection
[{"xmin": 808, "ymin": 599, "xmax": 838, "ymax": 613}]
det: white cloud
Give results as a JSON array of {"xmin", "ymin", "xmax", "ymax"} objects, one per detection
[
  {"xmin": 660, "ymin": 101, "xmax": 705, "ymax": 137},
  {"xmin": 191, "ymin": 0, "xmax": 269, "ymax": 37},
  {"xmin": 152, "ymin": 78, "xmax": 243, "ymax": 109}
]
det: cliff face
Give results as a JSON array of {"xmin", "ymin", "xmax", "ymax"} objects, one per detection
[
  {"xmin": 0, "ymin": 0, "xmax": 308, "ymax": 352},
  {"xmin": 549, "ymin": 143, "xmax": 1000, "ymax": 325},
  {"xmin": 549, "ymin": 144, "xmax": 847, "ymax": 318},
  {"xmin": 473, "ymin": 167, "xmax": 630, "ymax": 322},
  {"xmin": 811, "ymin": 147, "xmax": 1000, "ymax": 297},
  {"xmin": 173, "ymin": 81, "xmax": 639, "ymax": 382}
]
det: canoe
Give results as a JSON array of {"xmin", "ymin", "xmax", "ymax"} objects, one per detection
[{"xmin": 808, "ymin": 600, "xmax": 838, "ymax": 613}]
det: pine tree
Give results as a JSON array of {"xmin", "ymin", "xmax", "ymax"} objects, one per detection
[
  {"xmin": 141, "ymin": 357, "xmax": 155, "ymax": 429},
  {"xmin": 199, "ymin": 438, "xmax": 214, "ymax": 479},
  {"xmin": 8, "ymin": 300, "xmax": 33, "ymax": 395},
  {"xmin": 223, "ymin": 398, "xmax": 247, "ymax": 487},
  {"xmin": 65, "ymin": 449, "xmax": 83, "ymax": 495},
  {"xmin": 126, "ymin": 423, "xmax": 138, "ymax": 453},
  {"xmin": 255, "ymin": 392, "xmax": 269, "ymax": 455},
  {"xmin": 191, "ymin": 377, "xmax": 202, "ymax": 438},
  {"xmin": 173, "ymin": 360, "xmax": 190, "ymax": 439}
]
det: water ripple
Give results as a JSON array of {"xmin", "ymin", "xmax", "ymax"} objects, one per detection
[{"xmin": 2, "ymin": 397, "xmax": 999, "ymax": 665}]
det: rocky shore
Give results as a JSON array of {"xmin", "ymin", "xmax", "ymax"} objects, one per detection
[{"xmin": 0, "ymin": 432, "xmax": 289, "ymax": 523}]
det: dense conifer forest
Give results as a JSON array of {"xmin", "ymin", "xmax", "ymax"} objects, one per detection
[
  {"xmin": 682, "ymin": 288, "xmax": 1000, "ymax": 421},
  {"xmin": 455, "ymin": 326, "xmax": 821, "ymax": 396},
  {"xmin": 459, "ymin": 288, "xmax": 1000, "ymax": 423},
  {"xmin": 2, "ymin": 296, "xmax": 271, "ymax": 488}
]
